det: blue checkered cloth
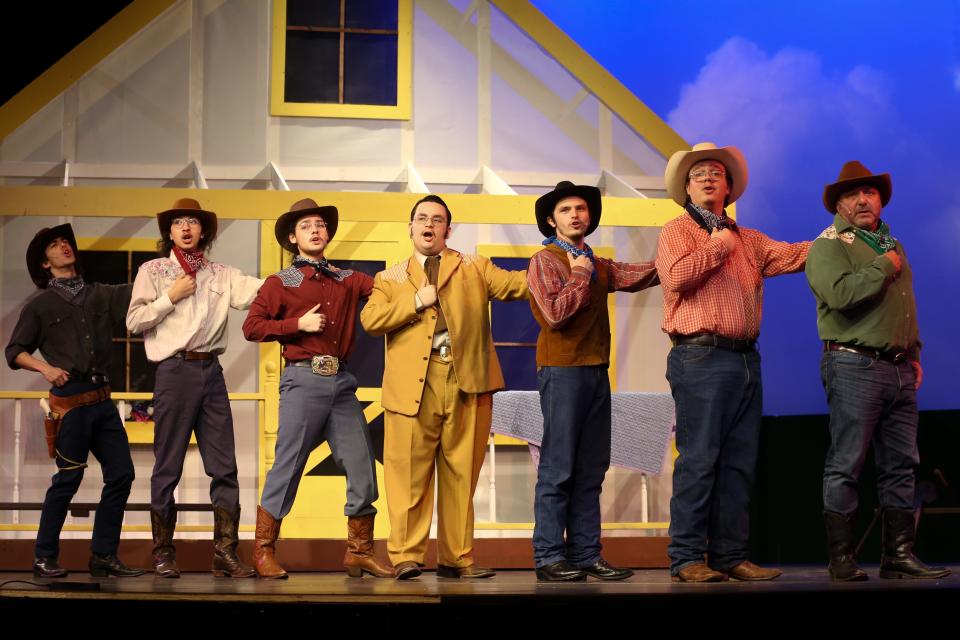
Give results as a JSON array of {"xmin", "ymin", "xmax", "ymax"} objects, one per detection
[{"xmin": 491, "ymin": 391, "xmax": 674, "ymax": 475}]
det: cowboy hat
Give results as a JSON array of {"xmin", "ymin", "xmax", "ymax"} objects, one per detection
[
  {"xmin": 157, "ymin": 198, "xmax": 218, "ymax": 245},
  {"xmin": 822, "ymin": 160, "xmax": 891, "ymax": 213},
  {"xmin": 664, "ymin": 142, "xmax": 748, "ymax": 207},
  {"xmin": 534, "ymin": 181, "xmax": 602, "ymax": 237},
  {"xmin": 26, "ymin": 223, "xmax": 80, "ymax": 289},
  {"xmin": 275, "ymin": 198, "xmax": 339, "ymax": 253}
]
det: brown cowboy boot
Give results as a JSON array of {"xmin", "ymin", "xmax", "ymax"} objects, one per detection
[
  {"xmin": 150, "ymin": 508, "xmax": 180, "ymax": 579},
  {"xmin": 253, "ymin": 505, "xmax": 288, "ymax": 579},
  {"xmin": 343, "ymin": 514, "xmax": 395, "ymax": 578},
  {"xmin": 212, "ymin": 505, "xmax": 255, "ymax": 578}
]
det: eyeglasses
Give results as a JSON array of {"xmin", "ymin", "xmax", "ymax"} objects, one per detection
[
  {"xmin": 297, "ymin": 220, "xmax": 327, "ymax": 231},
  {"xmin": 171, "ymin": 217, "xmax": 201, "ymax": 228},
  {"xmin": 688, "ymin": 169, "xmax": 727, "ymax": 182},
  {"xmin": 413, "ymin": 215, "xmax": 447, "ymax": 226}
]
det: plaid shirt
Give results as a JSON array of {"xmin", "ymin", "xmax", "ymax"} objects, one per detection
[
  {"xmin": 656, "ymin": 214, "xmax": 810, "ymax": 339},
  {"xmin": 528, "ymin": 246, "xmax": 659, "ymax": 329}
]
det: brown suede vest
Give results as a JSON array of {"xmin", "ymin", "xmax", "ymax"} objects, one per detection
[{"xmin": 530, "ymin": 244, "xmax": 611, "ymax": 367}]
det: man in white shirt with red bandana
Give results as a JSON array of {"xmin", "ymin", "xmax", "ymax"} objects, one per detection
[{"xmin": 127, "ymin": 198, "xmax": 263, "ymax": 579}]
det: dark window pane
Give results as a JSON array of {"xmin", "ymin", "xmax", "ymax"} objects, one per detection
[
  {"xmin": 497, "ymin": 347, "xmax": 537, "ymax": 391},
  {"xmin": 335, "ymin": 259, "xmax": 386, "ymax": 388},
  {"xmin": 490, "ymin": 257, "xmax": 537, "ymax": 343},
  {"xmin": 285, "ymin": 31, "xmax": 340, "ymax": 103},
  {"xmin": 129, "ymin": 343, "xmax": 156, "ymax": 393},
  {"xmin": 343, "ymin": 33, "xmax": 397, "ymax": 106},
  {"xmin": 287, "ymin": 0, "xmax": 340, "ymax": 28},
  {"xmin": 345, "ymin": 0, "xmax": 398, "ymax": 30},
  {"xmin": 110, "ymin": 342, "xmax": 128, "ymax": 392},
  {"xmin": 82, "ymin": 250, "xmax": 128, "ymax": 285}
]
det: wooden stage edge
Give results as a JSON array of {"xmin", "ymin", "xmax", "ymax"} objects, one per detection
[{"xmin": 0, "ymin": 536, "xmax": 670, "ymax": 572}]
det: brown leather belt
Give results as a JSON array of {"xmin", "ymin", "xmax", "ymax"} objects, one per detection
[
  {"xmin": 825, "ymin": 342, "xmax": 908, "ymax": 363},
  {"xmin": 48, "ymin": 385, "xmax": 112, "ymax": 420},
  {"xmin": 175, "ymin": 351, "xmax": 214, "ymax": 361},
  {"xmin": 671, "ymin": 334, "xmax": 756, "ymax": 353}
]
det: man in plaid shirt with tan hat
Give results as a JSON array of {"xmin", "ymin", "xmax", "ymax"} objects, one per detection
[{"xmin": 656, "ymin": 142, "xmax": 809, "ymax": 582}]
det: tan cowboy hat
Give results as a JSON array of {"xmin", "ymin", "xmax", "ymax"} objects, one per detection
[
  {"xmin": 664, "ymin": 142, "xmax": 749, "ymax": 207},
  {"xmin": 275, "ymin": 198, "xmax": 339, "ymax": 252},
  {"xmin": 157, "ymin": 198, "xmax": 218, "ymax": 244},
  {"xmin": 822, "ymin": 161, "xmax": 891, "ymax": 213}
]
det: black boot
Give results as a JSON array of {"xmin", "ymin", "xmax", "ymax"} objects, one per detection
[
  {"xmin": 150, "ymin": 508, "xmax": 180, "ymax": 578},
  {"xmin": 879, "ymin": 508, "xmax": 951, "ymax": 579},
  {"xmin": 823, "ymin": 511, "xmax": 867, "ymax": 582},
  {"xmin": 212, "ymin": 505, "xmax": 255, "ymax": 578},
  {"xmin": 89, "ymin": 553, "xmax": 146, "ymax": 577}
]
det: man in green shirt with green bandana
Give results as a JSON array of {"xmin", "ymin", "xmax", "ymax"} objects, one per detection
[{"xmin": 806, "ymin": 161, "xmax": 949, "ymax": 582}]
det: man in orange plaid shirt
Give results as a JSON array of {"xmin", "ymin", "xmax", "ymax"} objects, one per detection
[{"xmin": 656, "ymin": 143, "xmax": 810, "ymax": 582}]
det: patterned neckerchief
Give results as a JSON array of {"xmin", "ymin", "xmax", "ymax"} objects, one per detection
[
  {"xmin": 543, "ymin": 235, "xmax": 597, "ymax": 281},
  {"xmin": 293, "ymin": 256, "xmax": 352, "ymax": 282},
  {"xmin": 172, "ymin": 246, "xmax": 207, "ymax": 276},
  {"xmin": 853, "ymin": 219, "xmax": 897, "ymax": 254},
  {"xmin": 686, "ymin": 202, "xmax": 733, "ymax": 231},
  {"xmin": 48, "ymin": 275, "xmax": 85, "ymax": 298}
]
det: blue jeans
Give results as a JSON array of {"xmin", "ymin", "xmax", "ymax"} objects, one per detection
[
  {"xmin": 533, "ymin": 365, "xmax": 611, "ymax": 568},
  {"xmin": 666, "ymin": 345, "xmax": 762, "ymax": 574},
  {"xmin": 821, "ymin": 350, "xmax": 919, "ymax": 516}
]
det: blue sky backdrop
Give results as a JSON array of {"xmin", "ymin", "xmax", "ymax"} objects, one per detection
[{"xmin": 534, "ymin": 0, "xmax": 960, "ymax": 414}]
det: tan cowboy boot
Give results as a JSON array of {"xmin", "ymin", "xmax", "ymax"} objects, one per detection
[
  {"xmin": 150, "ymin": 508, "xmax": 180, "ymax": 579},
  {"xmin": 343, "ymin": 514, "xmax": 395, "ymax": 578},
  {"xmin": 212, "ymin": 505, "xmax": 255, "ymax": 578},
  {"xmin": 253, "ymin": 505, "xmax": 288, "ymax": 579}
]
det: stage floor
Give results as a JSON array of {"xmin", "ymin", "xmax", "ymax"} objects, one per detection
[{"xmin": 2, "ymin": 565, "xmax": 957, "ymax": 597}]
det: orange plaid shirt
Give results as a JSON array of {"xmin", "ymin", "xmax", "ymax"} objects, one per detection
[{"xmin": 656, "ymin": 214, "xmax": 810, "ymax": 340}]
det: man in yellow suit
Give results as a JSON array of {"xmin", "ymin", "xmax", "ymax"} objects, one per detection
[{"xmin": 361, "ymin": 195, "xmax": 528, "ymax": 579}]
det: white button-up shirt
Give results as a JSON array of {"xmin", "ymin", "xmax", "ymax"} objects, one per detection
[{"xmin": 126, "ymin": 252, "xmax": 264, "ymax": 362}]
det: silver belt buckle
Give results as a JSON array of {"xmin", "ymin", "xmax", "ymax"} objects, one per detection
[
  {"xmin": 438, "ymin": 345, "xmax": 451, "ymax": 361},
  {"xmin": 311, "ymin": 355, "xmax": 339, "ymax": 376}
]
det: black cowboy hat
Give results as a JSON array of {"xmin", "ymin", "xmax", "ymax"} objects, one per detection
[
  {"xmin": 823, "ymin": 161, "xmax": 892, "ymax": 214},
  {"xmin": 534, "ymin": 181, "xmax": 602, "ymax": 237},
  {"xmin": 26, "ymin": 223, "xmax": 80, "ymax": 289},
  {"xmin": 157, "ymin": 198, "xmax": 218, "ymax": 244},
  {"xmin": 275, "ymin": 198, "xmax": 339, "ymax": 253}
]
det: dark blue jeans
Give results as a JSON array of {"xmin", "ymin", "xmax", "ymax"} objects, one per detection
[
  {"xmin": 36, "ymin": 381, "xmax": 134, "ymax": 558},
  {"xmin": 821, "ymin": 351, "xmax": 919, "ymax": 516},
  {"xmin": 666, "ymin": 345, "xmax": 762, "ymax": 574},
  {"xmin": 533, "ymin": 365, "xmax": 611, "ymax": 568}
]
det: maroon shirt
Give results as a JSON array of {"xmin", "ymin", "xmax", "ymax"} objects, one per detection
[{"xmin": 242, "ymin": 265, "xmax": 374, "ymax": 362}]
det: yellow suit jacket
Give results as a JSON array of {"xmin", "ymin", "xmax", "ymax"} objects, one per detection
[{"xmin": 360, "ymin": 248, "xmax": 528, "ymax": 417}]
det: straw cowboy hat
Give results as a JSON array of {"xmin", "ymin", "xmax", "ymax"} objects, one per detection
[{"xmin": 664, "ymin": 142, "xmax": 749, "ymax": 207}]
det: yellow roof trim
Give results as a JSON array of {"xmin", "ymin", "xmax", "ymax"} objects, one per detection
[
  {"xmin": 489, "ymin": 0, "xmax": 689, "ymax": 158},
  {"xmin": 0, "ymin": 185, "xmax": 691, "ymax": 227},
  {"xmin": 0, "ymin": 0, "xmax": 178, "ymax": 141}
]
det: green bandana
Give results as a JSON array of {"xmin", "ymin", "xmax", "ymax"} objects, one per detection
[{"xmin": 853, "ymin": 220, "xmax": 896, "ymax": 254}]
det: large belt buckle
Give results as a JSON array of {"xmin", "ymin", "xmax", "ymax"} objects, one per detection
[
  {"xmin": 311, "ymin": 355, "xmax": 339, "ymax": 376},
  {"xmin": 438, "ymin": 345, "xmax": 451, "ymax": 361}
]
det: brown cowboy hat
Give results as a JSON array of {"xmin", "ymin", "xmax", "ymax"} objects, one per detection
[
  {"xmin": 26, "ymin": 223, "xmax": 81, "ymax": 289},
  {"xmin": 664, "ymin": 142, "xmax": 749, "ymax": 207},
  {"xmin": 275, "ymin": 198, "xmax": 339, "ymax": 253},
  {"xmin": 535, "ymin": 181, "xmax": 602, "ymax": 237},
  {"xmin": 157, "ymin": 198, "xmax": 218, "ymax": 244},
  {"xmin": 822, "ymin": 161, "xmax": 892, "ymax": 213}
]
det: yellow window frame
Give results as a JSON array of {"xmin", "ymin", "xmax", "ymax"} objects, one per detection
[{"xmin": 270, "ymin": 0, "xmax": 413, "ymax": 120}]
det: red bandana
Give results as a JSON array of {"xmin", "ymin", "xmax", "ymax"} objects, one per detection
[{"xmin": 172, "ymin": 246, "xmax": 207, "ymax": 277}]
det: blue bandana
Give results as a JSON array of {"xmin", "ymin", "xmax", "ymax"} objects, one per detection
[{"xmin": 543, "ymin": 236, "xmax": 597, "ymax": 281}]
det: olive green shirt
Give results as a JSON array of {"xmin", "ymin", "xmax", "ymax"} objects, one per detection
[{"xmin": 805, "ymin": 214, "xmax": 920, "ymax": 361}]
